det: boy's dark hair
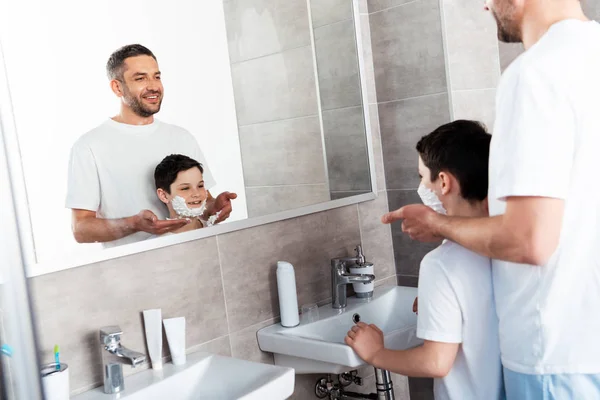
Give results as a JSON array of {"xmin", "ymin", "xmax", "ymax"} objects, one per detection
[
  {"xmin": 154, "ymin": 154, "xmax": 204, "ymax": 194},
  {"xmin": 106, "ymin": 44, "xmax": 157, "ymax": 81},
  {"xmin": 416, "ymin": 120, "xmax": 491, "ymax": 202}
]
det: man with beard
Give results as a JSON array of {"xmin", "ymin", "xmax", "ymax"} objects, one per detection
[
  {"xmin": 382, "ymin": 0, "xmax": 600, "ymax": 398},
  {"xmin": 66, "ymin": 44, "xmax": 236, "ymax": 247}
]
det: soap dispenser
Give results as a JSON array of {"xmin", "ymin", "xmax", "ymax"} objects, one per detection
[
  {"xmin": 276, "ymin": 261, "xmax": 300, "ymax": 327},
  {"xmin": 349, "ymin": 246, "xmax": 375, "ymax": 298}
]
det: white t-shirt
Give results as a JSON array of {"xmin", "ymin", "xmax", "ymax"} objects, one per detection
[
  {"xmin": 417, "ymin": 240, "xmax": 503, "ymax": 400},
  {"xmin": 65, "ymin": 118, "xmax": 216, "ymax": 248},
  {"xmin": 489, "ymin": 19, "xmax": 600, "ymax": 375}
]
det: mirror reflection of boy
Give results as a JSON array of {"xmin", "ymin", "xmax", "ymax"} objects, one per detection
[
  {"xmin": 152, "ymin": 154, "xmax": 212, "ymax": 236},
  {"xmin": 346, "ymin": 120, "xmax": 504, "ymax": 400}
]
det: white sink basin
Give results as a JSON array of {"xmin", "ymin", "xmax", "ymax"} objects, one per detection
[
  {"xmin": 72, "ymin": 351, "xmax": 294, "ymax": 400},
  {"xmin": 258, "ymin": 285, "xmax": 422, "ymax": 374}
]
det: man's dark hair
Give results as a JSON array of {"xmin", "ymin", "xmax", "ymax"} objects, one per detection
[
  {"xmin": 416, "ymin": 120, "xmax": 491, "ymax": 202},
  {"xmin": 154, "ymin": 154, "xmax": 204, "ymax": 194},
  {"xmin": 106, "ymin": 44, "xmax": 157, "ymax": 81}
]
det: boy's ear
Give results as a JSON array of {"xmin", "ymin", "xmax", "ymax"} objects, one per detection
[
  {"xmin": 157, "ymin": 188, "xmax": 170, "ymax": 204},
  {"xmin": 438, "ymin": 171, "xmax": 454, "ymax": 196}
]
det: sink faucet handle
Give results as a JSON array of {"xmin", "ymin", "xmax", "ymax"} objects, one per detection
[
  {"xmin": 354, "ymin": 245, "xmax": 365, "ymax": 265},
  {"xmin": 100, "ymin": 326, "xmax": 123, "ymax": 345}
]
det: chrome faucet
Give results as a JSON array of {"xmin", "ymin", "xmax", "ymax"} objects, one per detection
[
  {"xmin": 100, "ymin": 326, "xmax": 146, "ymax": 394},
  {"xmin": 331, "ymin": 245, "xmax": 375, "ymax": 309}
]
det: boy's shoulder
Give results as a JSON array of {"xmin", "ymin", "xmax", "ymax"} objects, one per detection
[{"xmin": 420, "ymin": 240, "xmax": 491, "ymax": 274}]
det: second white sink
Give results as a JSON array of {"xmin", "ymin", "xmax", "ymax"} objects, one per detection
[
  {"xmin": 73, "ymin": 351, "xmax": 294, "ymax": 400},
  {"xmin": 258, "ymin": 285, "xmax": 422, "ymax": 374}
]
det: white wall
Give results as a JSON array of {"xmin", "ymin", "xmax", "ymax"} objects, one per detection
[{"xmin": 0, "ymin": 0, "xmax": 247, "ymax": 265}]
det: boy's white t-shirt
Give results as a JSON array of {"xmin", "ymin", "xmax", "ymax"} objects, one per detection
[
  {"xmin": 489, "ymin": 20, "xmax": 600, "ymax": 374},
  {"xmin": 65, "ymin": 119, "xmax": 216, "ymax": 248},
  {"xmin": 417, "ymin": 240, "xmax": 503, "ymax": 400}
]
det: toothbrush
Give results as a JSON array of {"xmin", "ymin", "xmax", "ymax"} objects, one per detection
[{"xmin": 54, "ymin": 345, "xmax": 60, "ymax": 370}]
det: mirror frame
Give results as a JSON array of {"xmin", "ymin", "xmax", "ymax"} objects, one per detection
[{"xmin": 0, "ymin": 0, "xmax": 378, "ymax": 277}]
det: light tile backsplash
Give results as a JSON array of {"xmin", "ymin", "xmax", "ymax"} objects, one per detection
[{"xmin": 223, "ymin": 0, "xmax": 311, "ymax": 64}]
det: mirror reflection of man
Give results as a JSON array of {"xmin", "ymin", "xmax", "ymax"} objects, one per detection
[{"xmin": 66, "ymin": 44, "xmax": 236, "ymax": 247}]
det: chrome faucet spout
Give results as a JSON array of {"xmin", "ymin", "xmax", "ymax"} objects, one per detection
[
  {"xmin": 100, "ymin": 326, "xmax": 147, "ymax": 394},
  {"xmin": 330, "ymin": 246, "xmax": 376, "ymax": 309},
  {"xmin": 106, "ymin": 344, "xmax": 146, "ymax": 367}
]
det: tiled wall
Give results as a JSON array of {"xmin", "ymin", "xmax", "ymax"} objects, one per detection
[
  {"xmin": 224, "ymin": 0, "xmax": 330, "ymax": 218},
  {"xmin": 442, "ymin": 0, "xmax": 500, "ymax": 129},
  {"xmin": 30, "ymin": 201, "xmax": 403, "ymax": 398},
  {"xmin": 367, "ymin": 0, "xmax": 448, "ymax": 288},
  {"xmin": 367, "ymin": 0, "xmax": 503, "ymax": 398},
  {"xmin": 311, "ymin": 0, "xmax": 371, "ymax": 199}
]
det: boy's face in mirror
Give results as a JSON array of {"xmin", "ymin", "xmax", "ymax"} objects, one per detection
[{"xmin": 158, "ymin": 167, "xmax": 207, "ymax": 214}]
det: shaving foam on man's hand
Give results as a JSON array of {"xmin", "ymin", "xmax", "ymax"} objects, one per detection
[{"xmin": 171, "ymin": 196, "xmax": 207, "ymax": 218}]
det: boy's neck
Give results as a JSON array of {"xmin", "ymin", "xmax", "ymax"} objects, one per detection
[{"xmin": 450, "ymin": 199, "xmax": 488, "ymax": 218}]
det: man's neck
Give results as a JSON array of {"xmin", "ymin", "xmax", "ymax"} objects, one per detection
[
  {"xmin": 521, "ymin": 0, "xmax": 588, "ymax": 49},
  {"xmin": 112, "ymin": 107, "xmax": 154, "ymax": 126}
]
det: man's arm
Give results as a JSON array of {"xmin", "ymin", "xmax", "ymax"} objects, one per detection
[
  {"xmin": 384, "ymin": 196, "xmax": 564, "ymax": 265},
  {"xmin": 346, "ymin": 323, "xmax": 459, "ymax": 378},
  {"xmin": 71, "ymin": 209, "xmax": 188, "ymax": 243}
]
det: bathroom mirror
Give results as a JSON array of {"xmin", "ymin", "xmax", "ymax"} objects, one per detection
[{"xmin": 0, "ymin": 0, "xmax": 375, "ymax": 277}]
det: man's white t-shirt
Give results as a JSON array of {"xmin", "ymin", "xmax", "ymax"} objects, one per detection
[
  {"xmin": 417, "ymin": 240, "xmax": 503, "ymax": 400},
  {"xmin": 489, "ymin": 19, "xmax": 600, "ymax": 375},
  {"xmin": 66, "ymin": 119, "xmax": 216, "ymax": 248}
]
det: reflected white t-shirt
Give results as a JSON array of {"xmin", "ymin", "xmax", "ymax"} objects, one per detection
[
  {"xmin": 489, "ymin": 20, "xmax": 600, "ymax": 374},
  {"xmin": 417, "ymin": 240, "xmax": 503, "ymax": 400},
  {"xmin": 65, "ymin": 119, "xmax": 216, "ymax": 248}
]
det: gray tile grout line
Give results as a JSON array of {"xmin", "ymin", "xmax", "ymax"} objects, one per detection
[
  {"xmin": 377, "ymin": 91, "xmax": 448, "ymax": 106},
  {"xmin": 313, "ymin": 17, "xmax": 353, "ymax": 31},
  {"xmin": 230, "ymin": 43, "xmax": 311, "ymax": 66},
  {"xmin": 215, "ymin": 236, "xmax": 233, "ymax": 352},
  {"xmin": 238, "ymin": 113, "xmax": 319, "ymax": 129},
  {"xmin": 369, "ymin": 0, "xmax": 423, "ymax": 16}
]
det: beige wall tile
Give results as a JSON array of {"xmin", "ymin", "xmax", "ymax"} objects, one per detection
[
  {"xmin": 224, "ymin": 0, "xmax": 311, "ymax": 63},
  {"xmin": 218, "ymin": 205, "xmax": 361, "ymax": 332},
  {"xmin": 239, "ymin": 116, "xmax": 326, "ymax": 186},
  {"xmin": 31, "ymin": 237, "xmax": 227, "ymax": 393}
]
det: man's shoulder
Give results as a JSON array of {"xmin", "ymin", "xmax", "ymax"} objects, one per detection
[
  {"xmin": 505, "ymin": 21, "xmax": 600, "ymax": 87},
  {"xmin": 155, "ymin": 120, "xmax": 193, "ymax": 138},
  {"xmin": 72, "ymin": 119, "xmax": 114, "ymax": 149}
]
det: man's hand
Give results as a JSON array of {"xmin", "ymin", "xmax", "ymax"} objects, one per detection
[
  {"xmin": 134, "ymin": 210, "xmax": 189, "ymax": 235},
  {"xmin": 205, "ymin": 192, "xmax": 237, "ymax": 223},
  {"xmin": 345, "ymin": 322, "xmax": 385, "ymax": 364},
  {"xmin": 412, "ymin": 297, "xmax": 418, "ymax": 314},
  {"xmin": 382, "ymin": 204, "xmax": 443, "ymax": 243}
]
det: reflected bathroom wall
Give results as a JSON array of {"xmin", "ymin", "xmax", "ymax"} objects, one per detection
[
  {"xmin": 311, "ymin": 0, "xmax": 371, "ymax": 200},
  {"xmin": 223, "ymin": 0, "xmax": 371, "ymax": 217},
  {"xmin": 223, "ymin": 0, "xmax": 330, "ymax": 218}
]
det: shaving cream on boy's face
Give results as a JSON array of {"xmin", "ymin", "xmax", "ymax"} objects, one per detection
[
  {"xmin": 417, "ymin": 184, "xmax": 447, "ymax": 215},
  {"xmin": 171, "ymin": 195, "xmax": 207, "ymax": 217}
]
